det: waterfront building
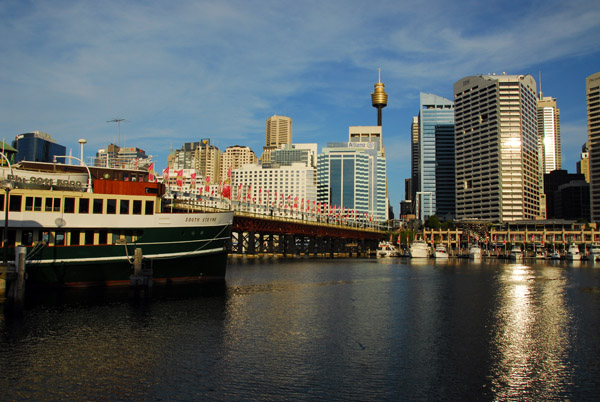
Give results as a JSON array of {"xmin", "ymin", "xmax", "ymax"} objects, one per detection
[
  {"xmin": 231, "ymin": 162, "xmax": 316, "ymax": 216},
  {"xmin": 577, "ymin": 142, "xmax": 590, "ymax": 183},
  {"xmin": 94, "ymin": 144, "xmax": 151, "ymax": 169},
  {"xmin": 537, "ymin": 96, "xmax": 561, "ymax": 173},
  {"xmin": 262, "ymin": 115, "xmax": 292, "ymax": 163},
  {"xmin": 544, "ymin": 170, "xmax": 588, "ymax": 220},
  {"xmin": 415, "ymin": 93, "xmax": 455, "ymax": 221},
  {"xmin": 454, "ymin": 74, "xmax": 541, "ymax": 222},
  {"xmin": 587, "ymin": 72, "xmax": 600, "ymax": 222},
  {"xmin": 317, "ymin": 133, "xmax": 388, "ymax": 222},
  {"xmin": 220, "ymin": 145, "xmax": 258, "ymax": 175},
  {"xmin": 13, "ymin": 131, "xmax": 66, "ymax": 163}
]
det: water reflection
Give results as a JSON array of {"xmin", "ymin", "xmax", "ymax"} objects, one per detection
[{"xmin": 489, "ymin": 263, "xmax": 572, "ymax": 400}]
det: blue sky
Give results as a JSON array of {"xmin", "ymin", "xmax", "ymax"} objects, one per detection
[{"xmin": 1, "ymin": 0, "xmax": 599, "ymax": 210}]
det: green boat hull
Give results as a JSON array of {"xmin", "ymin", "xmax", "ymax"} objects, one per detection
[{"xmin": 9, "ymin": 224, "xmax": 231, "ymax": 288}]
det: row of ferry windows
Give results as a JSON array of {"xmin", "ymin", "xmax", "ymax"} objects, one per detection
[
  {"xmin": 0, "ymin": 194, "xmax": 154, "ymax": 215},
  {"xmin": 2, "ymin": 229, "xmax": 142, "ymax": 247}
]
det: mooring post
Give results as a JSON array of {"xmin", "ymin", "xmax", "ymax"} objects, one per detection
[
  {"xmin": 133, "ymin": 247, "xmax": 143, "ymax": 276},
  {"xmin": 130, "ymin": 248, "xmax": 151, "ymax": 290},
  {"xmin": 6, "ymin": 246, "xmax": 27, "ymax": 312}
]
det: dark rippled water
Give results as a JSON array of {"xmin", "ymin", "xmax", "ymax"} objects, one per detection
[{"xmin": 1, "ymin": 258, "xmax": 600, "ymax": 401}]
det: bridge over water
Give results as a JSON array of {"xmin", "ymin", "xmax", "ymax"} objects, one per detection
[
  {"xmin": 170, "ymin": 201, "xmax": 387, "ymax": 257},
  {"xmin": 232, "ymin": 212, "xmax": 386, "ymax": 257}
]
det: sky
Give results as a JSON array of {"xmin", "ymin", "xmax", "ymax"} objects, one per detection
[{"xmin": 1, "ymin": 0, "xmax": 599, "ymax": 210}]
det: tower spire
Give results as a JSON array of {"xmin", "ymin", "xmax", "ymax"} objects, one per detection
[{"xmin": 371, "ymin": 69, "xmax": 388, "ymax": 126}]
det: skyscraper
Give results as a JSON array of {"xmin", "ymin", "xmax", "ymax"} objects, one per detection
[
  {"xmin": 415, "ymin": 93, "xmax": 455, "ymax": 221},
  {"xmin": 262, "ymin": 115, "xmax": 292, "ymax": 163},
  {"xmin": 537, "ymin": 96, "xmax": 561, "ymax": 173},
  {"xmin": 587, "ymin": 72, "xmax": 600, "ymax": 222},
  {"xmin": 454, "ymin": 74, "xmax": 541, "ymax": 222},
  {"xmin": 409, "ymin": 116, "xmax": 419, "ymax": 205},
  {"xmin": 317, "ymin": 127, "xmax": 388, "ymax": 222}
]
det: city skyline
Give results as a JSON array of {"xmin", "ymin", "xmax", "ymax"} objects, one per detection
[{"xmin": 1, "ymin": 0, "xmax": 599, "ymax": 209}]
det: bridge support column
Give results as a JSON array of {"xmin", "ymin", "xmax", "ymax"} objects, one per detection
[{"xmin": 247, "ymin": 231, "xmax": 256, "ymax": 255}]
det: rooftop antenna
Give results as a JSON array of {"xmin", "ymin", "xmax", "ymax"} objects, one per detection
[
  {"xmin": 107, "ymin": 118, "xmax": 128, "ymax": 147},
  {"xmin": 538, "ymin": 70, "xmax": 543, "ymax": 99}
]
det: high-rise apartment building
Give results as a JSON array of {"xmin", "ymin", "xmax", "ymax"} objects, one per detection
[
  {"xmin": 221, "ymin": 145, "xmax": 258, "ymax": 175},
  {"xmin": 454, "ymin": 74, "xmax": 541, "ymax": 222},
  {"xmin": 537, "ymin": 96, "xmax": 561, "ymax": 173},
  {"xmin": 168, "ymin": 142, "xmax": 202, "ymax": 170},
  {"xmin": 588, "ymin": 72, "xmax": 600, "ymax": 222},
  {"xmin": 195, "ymin": 139, "xmax": 222, "ymax": 185},
  {"xmin": 262, "ymin": 115, "xmax": 292, "ymax": 163},
  {"xmin": 95, "ymin": 144, "xmax": 150, "ymax": 169},
  {"xmin": 415, "ymin": 93, "xmax": 455, "ymax": 221},
  {"xmin": 167, "ymin": 139, "xmax": 222, "ymax": 184},
  {"xmin": 266, "ymin": 115, "xmax": 292, "ymax": 146}
]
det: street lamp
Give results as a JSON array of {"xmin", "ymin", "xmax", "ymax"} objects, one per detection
[{"xmin": 2, "ymin": 180, "xmax": 14, "ymax": 265}]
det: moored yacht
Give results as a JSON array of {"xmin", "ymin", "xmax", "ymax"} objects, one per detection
[
  {"xmin": 434, "ymin": 244, "xmax": 449, "ymax": 258},
  {"xmin": 566, "ymin": 243, "xmax": 581, "ymax": 261},
  {"xmin": 468, "ymin": 245, "xmax": 482, "ymax": 260},
  {"xmin": 588, "ymin": 244, "xmax": 600, "ymax": 262},
  {"xmin": 509, "ymin": 245, "xmax": 523, "ymax": 261},
  {"xmin": 377, "ymin": 241, "xmax": 400, "ymax": 258},
  {"xmin": 409, "ymin": 240, "xmax": 429, "ymax": 258}
]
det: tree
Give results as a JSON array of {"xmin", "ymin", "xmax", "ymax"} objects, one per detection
[{"xmin": 425, "ymin": 215, "xmax": 441, "ymax": 229}]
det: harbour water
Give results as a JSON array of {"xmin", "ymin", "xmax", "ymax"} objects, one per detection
[{"xmin": 1, "ymin": 257, "xmax": 600, "ymax": 401}]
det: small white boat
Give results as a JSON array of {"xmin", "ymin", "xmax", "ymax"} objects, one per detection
[
  {"xmin": 468, "ymin": 245, "xmax": 482, "ymax": 260},
  {"xmin": 566, "ymin": 243, "xmax": 581, "ymax": 261},
  {"xmin": 550, "ymin": 251, "xmax": 561, "ymax": 260},
  {"xmin": 409, "ymin": 240, "xmax": 429, "ymax": 258},
  {"xmin": 509, "ymin": 245, "xmax": 523, "ymax": 261},
  {"xmin": 434, "ymin": 244, "xmax": 449, "ymax": 259},
  {"xmin": 588, "ymin": 244, "xmax": 600, "ymax": 262},
  {"xmin": 376, "ymin": 241, "xmax": 400, "ymax": 258}
]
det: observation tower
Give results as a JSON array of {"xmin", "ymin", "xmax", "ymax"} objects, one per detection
[{"xmin": 371, "ymin": 69, "xmax": 388, "ymax": 126}]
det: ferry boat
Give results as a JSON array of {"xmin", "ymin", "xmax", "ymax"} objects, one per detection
[
  {"xmin": 434, "ymin": 244, "xmax": 449, "ymax": 259},
  {"xmin": 509, "ymin": 245, "xmax": 523, "ymax": 262},
  {"xmin": 566, "ymin": 243, "xmax": 581, "ymax": 261},
  {"xmin": 0, "ymin": 162, "xmax": 233, "ymax": 287},
  {"xmin": 409, "ymin": 240, "xmax": 429, "ymax": 258},
  {"xmin": 468, "ymin": 245, "xmax": 482, "ymax": 260},
  {"xmin": 376, "ymin": 241, "xmax": 400, "ymax": 258},
  {"xmin": 589, "ymin": 244, "xmax": 600, "ymax": 262}
]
